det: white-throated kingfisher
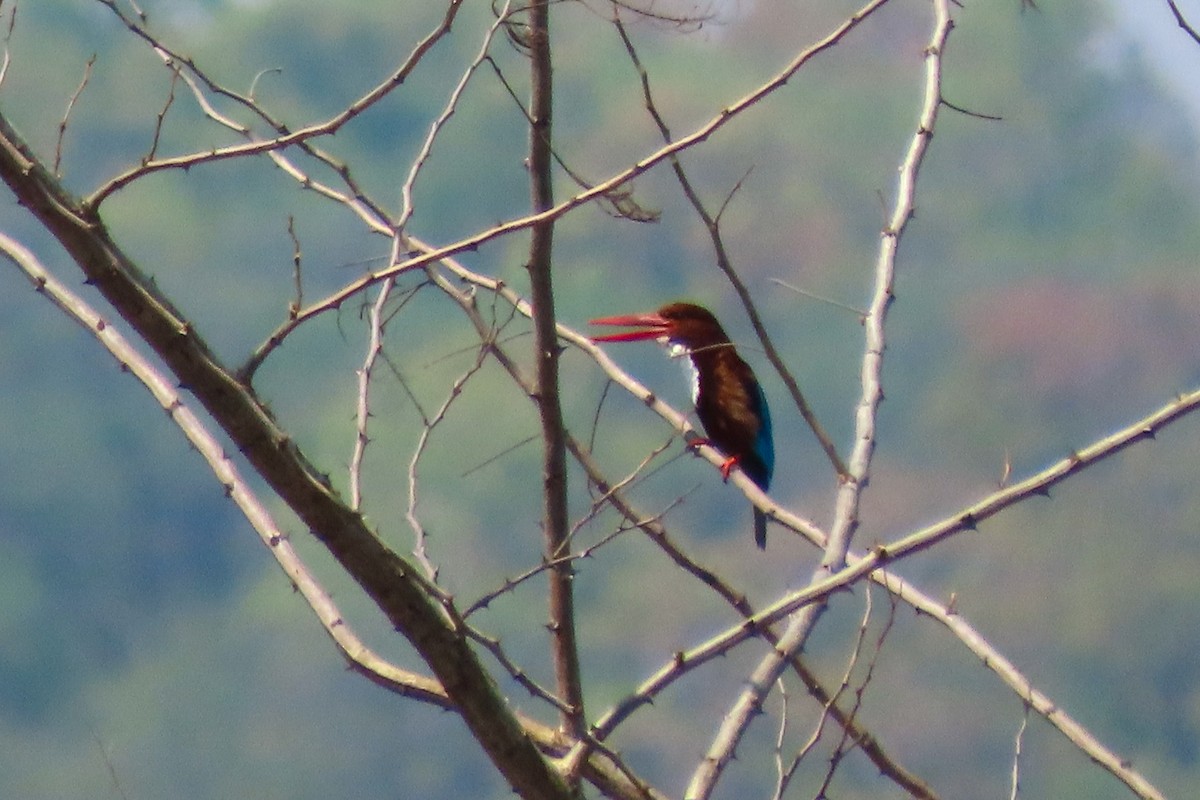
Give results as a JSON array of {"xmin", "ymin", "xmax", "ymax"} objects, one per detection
[{"xmin": 590, "ymin": 302, "xmax": 775, "ymax": 548}]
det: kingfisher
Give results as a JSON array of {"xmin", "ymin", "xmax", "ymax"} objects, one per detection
[{"xmin": 590, "ymin": 302, "xmax": 775, "ymax": 548}]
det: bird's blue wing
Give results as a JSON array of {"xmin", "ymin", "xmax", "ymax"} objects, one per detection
[{"xmin": 750, "ymin": 381, "xmax": 774, "ymax": 489}]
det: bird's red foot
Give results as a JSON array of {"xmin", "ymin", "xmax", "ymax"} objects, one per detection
[
  {"xmin": 719, "ymin": 455, "xmax": 739, "ymax": 482},
  {"xmin": 684, "ymin": 432, "xmax": 710, "ymax": 451}
]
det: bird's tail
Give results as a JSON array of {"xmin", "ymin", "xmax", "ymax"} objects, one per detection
[{"xmin": 753, "ymin": 507, "xmax": 768, "ymax": 549}]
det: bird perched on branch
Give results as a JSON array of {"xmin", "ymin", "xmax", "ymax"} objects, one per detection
[{"xmin": 590, "ymin": 302, "xmax": 774, "ymax": 548}]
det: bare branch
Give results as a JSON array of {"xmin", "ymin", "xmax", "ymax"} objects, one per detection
[
  {"xmin": 0, "ymin": 229, "xmax": 670, "ymax": 800},
  {"xmin": 482, "ymin": 51, "xmax": 659, "ymax": 223},
  {"xmin": 247, "ymin": 66, "xmax": 281, "ymax": 101},
  {"xmin": 464, "ymin": 438, "xmax": 673, "ymax": 618}
]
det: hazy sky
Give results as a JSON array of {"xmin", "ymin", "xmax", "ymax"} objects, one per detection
[{"xmin": 1112, "ymin": 0, "xmax": 1200, "ymax": 132}]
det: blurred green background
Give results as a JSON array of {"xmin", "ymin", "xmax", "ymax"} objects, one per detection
[{"xmin": 2, "ymin": 1, "xmax": 1199, "ymax": 798}]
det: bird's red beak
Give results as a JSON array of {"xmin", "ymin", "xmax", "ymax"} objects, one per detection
[{"xmin": 589, "ymin": 312, "xmax": 671, "ymax": 343}]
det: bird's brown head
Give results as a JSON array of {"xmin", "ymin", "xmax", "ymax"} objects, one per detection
[{"xmin": 589, "ymin": 302, "xmax": 731, "ymax": 350}]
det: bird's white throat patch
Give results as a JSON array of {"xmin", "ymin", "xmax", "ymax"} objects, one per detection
[{"xmin": 664, "ymin": 340, "xmax": 700, "ymax": 405}]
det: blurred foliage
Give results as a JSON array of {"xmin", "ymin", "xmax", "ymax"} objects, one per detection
[{"xmin": 2, "ymin": 0, "xmax": 1199, "ymax": 798}]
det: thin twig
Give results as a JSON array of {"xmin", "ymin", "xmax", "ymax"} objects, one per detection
[
  {"xmin": 0, "ymin": 0, "xmax": 19, "ymax": 89},
  {"xmin": 777, "ymin": 589, "xmax": 877, "ymax": 798},
  {"xmin": 405, "ymin": 341, "xmax": 489, "ymax": 580},
  {"xmin": 88, "ymin": 724, "xmax": 131, "ymax": 800},
  {"xmin": 769, "ymin": 277, "xmax": 866, "ymax": 320},
  {"xmin": 55, "ymin": 53, "xmax": 95, "ymax": 176},
  {"xmin": 1010, "ymin": 705, "xmax": 1030, "ymax": 800},
  {"xmin": 482, "ymin": 52, "xmax": 659, "ymax": 223},
  {"xmin": 286, "ymin": 216, "xmax": 304, "ymax": 319},
  {"xmin": 398, "ymin": 0, "xmax": 513, "ymax": 230},
  {"xmin": 350, "ymin": 277, "xmax": 395, "ymax": 511},
  {"xmin": 145, "ymin": 65, "xmax": 178, "ymax": 163},
  {"xmin": 812, "ymin": 590, "xmax": 898, "ymax": 797},
  {"xmin": 247, "ymin": 67, "xmax": 281, "ymax": 100}
]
